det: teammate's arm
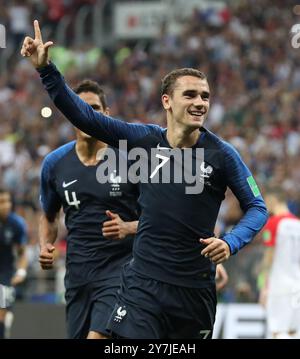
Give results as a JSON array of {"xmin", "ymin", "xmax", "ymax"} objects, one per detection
[
  {"xmin": 39, "ymin": 212, "xmax": 59, "ymax": 270},
  {"xmin": 258, "ymin": 220, "xmax": 275, "ymax": 307},
  {"xmin": 258, "ymin": 247, "xmax": 274, "ymax": 307},
  {"xmin": 102, "ymin": 210, "xmax": 138, "ymax": 240},
  {"xmin": 11, "ymin": 244, "xmax": 28, "ymax": 286},
  {"xmin": 39, "ymin": 147, "xmax": 62, "ymax": 270},
  {"xmin": 21, "ymin": 21, "xmax": 153, "ymax": 148},
  {"xmin": 11, "ymin": 218, "xmax": 28, "ymax": 286}
]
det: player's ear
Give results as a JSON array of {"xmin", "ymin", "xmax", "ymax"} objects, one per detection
[
  {"xmin": 104, "ymin": 107, "xmax": 110, "ymax": 116},
  {"xmin": 162, "ymin": 94, "xmax": 171, "ymax": 110}
]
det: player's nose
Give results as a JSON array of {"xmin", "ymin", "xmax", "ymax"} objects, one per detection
[{"xmin": 193, "ymin": 94, "xmax": 206, "ymax": 108}]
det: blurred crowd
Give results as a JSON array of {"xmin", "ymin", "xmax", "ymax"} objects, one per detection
[{"xmin": 1, "ymin": 0, "xmax": 300, "ymax": 303}]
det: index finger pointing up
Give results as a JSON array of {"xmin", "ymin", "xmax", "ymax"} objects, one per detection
[{"xmin": 34, "ymin": 20, "xmax": 43, "ymax": 41}]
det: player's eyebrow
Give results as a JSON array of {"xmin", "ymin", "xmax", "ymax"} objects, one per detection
[
  {"xmin": 182, "ymin": 89, "xmax": 210, "ymax": 98},
  {"xmin": 182, "ymin": 90, "xmax": 198, "ymax": 97}
]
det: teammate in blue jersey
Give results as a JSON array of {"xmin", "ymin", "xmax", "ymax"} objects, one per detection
[
  {"xmin": 0, "ymin": 188, "xmax": 28, "ymax": 339},
  {"xmin": 39, "ymin": 80, "xmax": 139, "ymax": 339},
  {"xmin": 21, "ymin": 21, "xmax": 268, "ymax": 339}
]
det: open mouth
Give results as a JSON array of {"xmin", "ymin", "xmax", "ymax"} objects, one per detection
[{"xmin": 188, "ymin": 109, "xmax": 206, "ymax": 117}]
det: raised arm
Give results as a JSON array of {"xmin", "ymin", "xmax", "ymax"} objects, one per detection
[{"xmin": 21, "ymin": 21, "xmax": 154, "ymax": 149}]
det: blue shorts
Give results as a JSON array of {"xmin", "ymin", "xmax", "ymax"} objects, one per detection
[
  {"xmin": 107, "ymin": 264, "xmax": 216, "ymax": 339},
  {"xmin": 65, "ymin": 278, "xmax": 120, "ymax": 339}
]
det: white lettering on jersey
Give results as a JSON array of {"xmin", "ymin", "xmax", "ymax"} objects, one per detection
[
  {"xmin": 150, "ymin": 154, "xmax": 170, "ymax": 179},
  {"xmin": 64, "ymin": 190, "xmax": 80, "ymax": 209}
]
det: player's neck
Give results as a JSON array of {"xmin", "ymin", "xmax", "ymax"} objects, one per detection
[
  {"xmin": 273, "ymin": 204, "xmax": 290, "ymax": 216},
  {"xmin": 75, "ymin": 139, "xmax": 107, "ymax": 166},
  {"xmin": 166, "ymin": 123, "xmax": 200, "ymax": 148}
]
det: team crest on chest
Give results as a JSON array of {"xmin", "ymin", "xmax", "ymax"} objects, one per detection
[
  {"xmin": 199, "ymin": 162, "xmax": 213, "ymax": 186},
  {"xmin": 109, "ymin": 170, "xmax": 122, "ymax": 197}
]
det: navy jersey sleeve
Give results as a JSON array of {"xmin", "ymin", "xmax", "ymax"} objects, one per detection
[
  {"xmin": 12, "ymin": 214, "xmax": 28, "ymax": 246},
  {"xmin": 37, "ymin": 63, "xmax": 160, "ymax": 148},
  {"xmin": 40, "ymin": 154, "xmax": 62, "ymax": 216},
  {"xmin": 221, "ymin": 142, "xmax": 268, "ymax": 254}
]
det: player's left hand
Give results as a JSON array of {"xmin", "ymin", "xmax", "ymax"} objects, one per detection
[
  {"xmin": 102, "ymin": 210, "xmax": 127, "ymax": 240},
  {"xmin": 200, "ymin": 237, "xmax": 230, "ymax": 264}
]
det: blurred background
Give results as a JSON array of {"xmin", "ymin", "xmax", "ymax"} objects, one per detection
[{"xmin": 1, "ymin": 0, "xmax": 300, "ymax": 338}]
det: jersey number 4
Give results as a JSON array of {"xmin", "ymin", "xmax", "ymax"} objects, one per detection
[{"xmin": 64, "ymin": 190, "xmax": 80, "ymax": 209}]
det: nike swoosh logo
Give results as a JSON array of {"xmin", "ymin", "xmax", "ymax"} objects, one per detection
[
  {"xmin": 157, "ymin": 143, "xmax": 170, "ymax": 150},
  {"xmin": 62, "ymin": 179, "xmax": 78, "ymax": 188}
]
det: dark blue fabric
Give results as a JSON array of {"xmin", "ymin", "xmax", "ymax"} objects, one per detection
[
  {"xmin": 0, "ymin": 213, "xmax": 27, "ymax": 285},
  {"xmin": 38, "ymin": 63, "xmax": 268, "ymax": 288},
  {"xmin": 107, "ymin": 262, "xmax": 216, "ymax": 339},
  {"xmin": 40, "ymin": 142, "xmax": 139, "ymax": 288},
  {"xmin": 40, "ymin": 140, "xmax": 75, "ymax": 215}
]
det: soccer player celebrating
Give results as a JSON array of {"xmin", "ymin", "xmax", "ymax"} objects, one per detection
[
  {"xmin": 259, "ymin": 189, "xmax": 300, "ymax": 339},
  {"xmin": 21, "ymin": 21, "xmax": 268, "ymax": 339},
  {"xmin": 39, "ymin": 80, "xmax": 139, "ymax": 339},
  {"xmin": 0, "ymin": 188, "xmax": 28, "ymax": 339}
]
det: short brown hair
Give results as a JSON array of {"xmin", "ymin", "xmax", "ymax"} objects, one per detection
[
  {"xmin": 161, "ymin": 68, "xmax": 207, "ymax": 96},
  {"xmin": 73, "ymin": 80, "xmax": 107, "ymax": 109}
]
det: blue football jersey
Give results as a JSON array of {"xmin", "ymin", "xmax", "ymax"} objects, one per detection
[
  {"xmin": 40, "ymin": 142, "xmax": 139, "ymax": 288},
  {"xmin": 0, "ymin": 213, "xmax": 27, "ymax": 285},
  {"xmin": 38, "ymin": 63, "xmax": 268, "ymax": 288}
]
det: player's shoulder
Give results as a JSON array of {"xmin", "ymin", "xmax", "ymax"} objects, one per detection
[
  {"xmin": 202, "ymin": 128, "xmax": 241, "ymax": 160},
  {"xmin": 126, "ymin": 123, "xmax": 165, "ymax": 147},
  {"xmin": 7, "ymin": 212, "xmax": 27, "ymax": 231},
  {"xmin": 132, "ymin": 123, "xmax": 166, "ymax": 135},
  {"xmin": 203, "ymin": 128, "xmax": 235, "ymax": 151},
  {"xmin": 42, "ymin": 141, "xmax": 76, "ymax": 171},
  {"xmin": 127, "ymin": 121, "xmax": 163, "ymax": 132},
  {"xmin": 146, "ymin": 123, "xmax": 164, "ymax": 132},
  {"xmin": 141, "ymin": 123, "xmax": 165, "ymax": 137}
]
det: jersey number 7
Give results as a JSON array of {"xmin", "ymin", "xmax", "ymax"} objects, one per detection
[{"xmin": 150, "ymin": 154, "xmax": 170, "ymax": 179}]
